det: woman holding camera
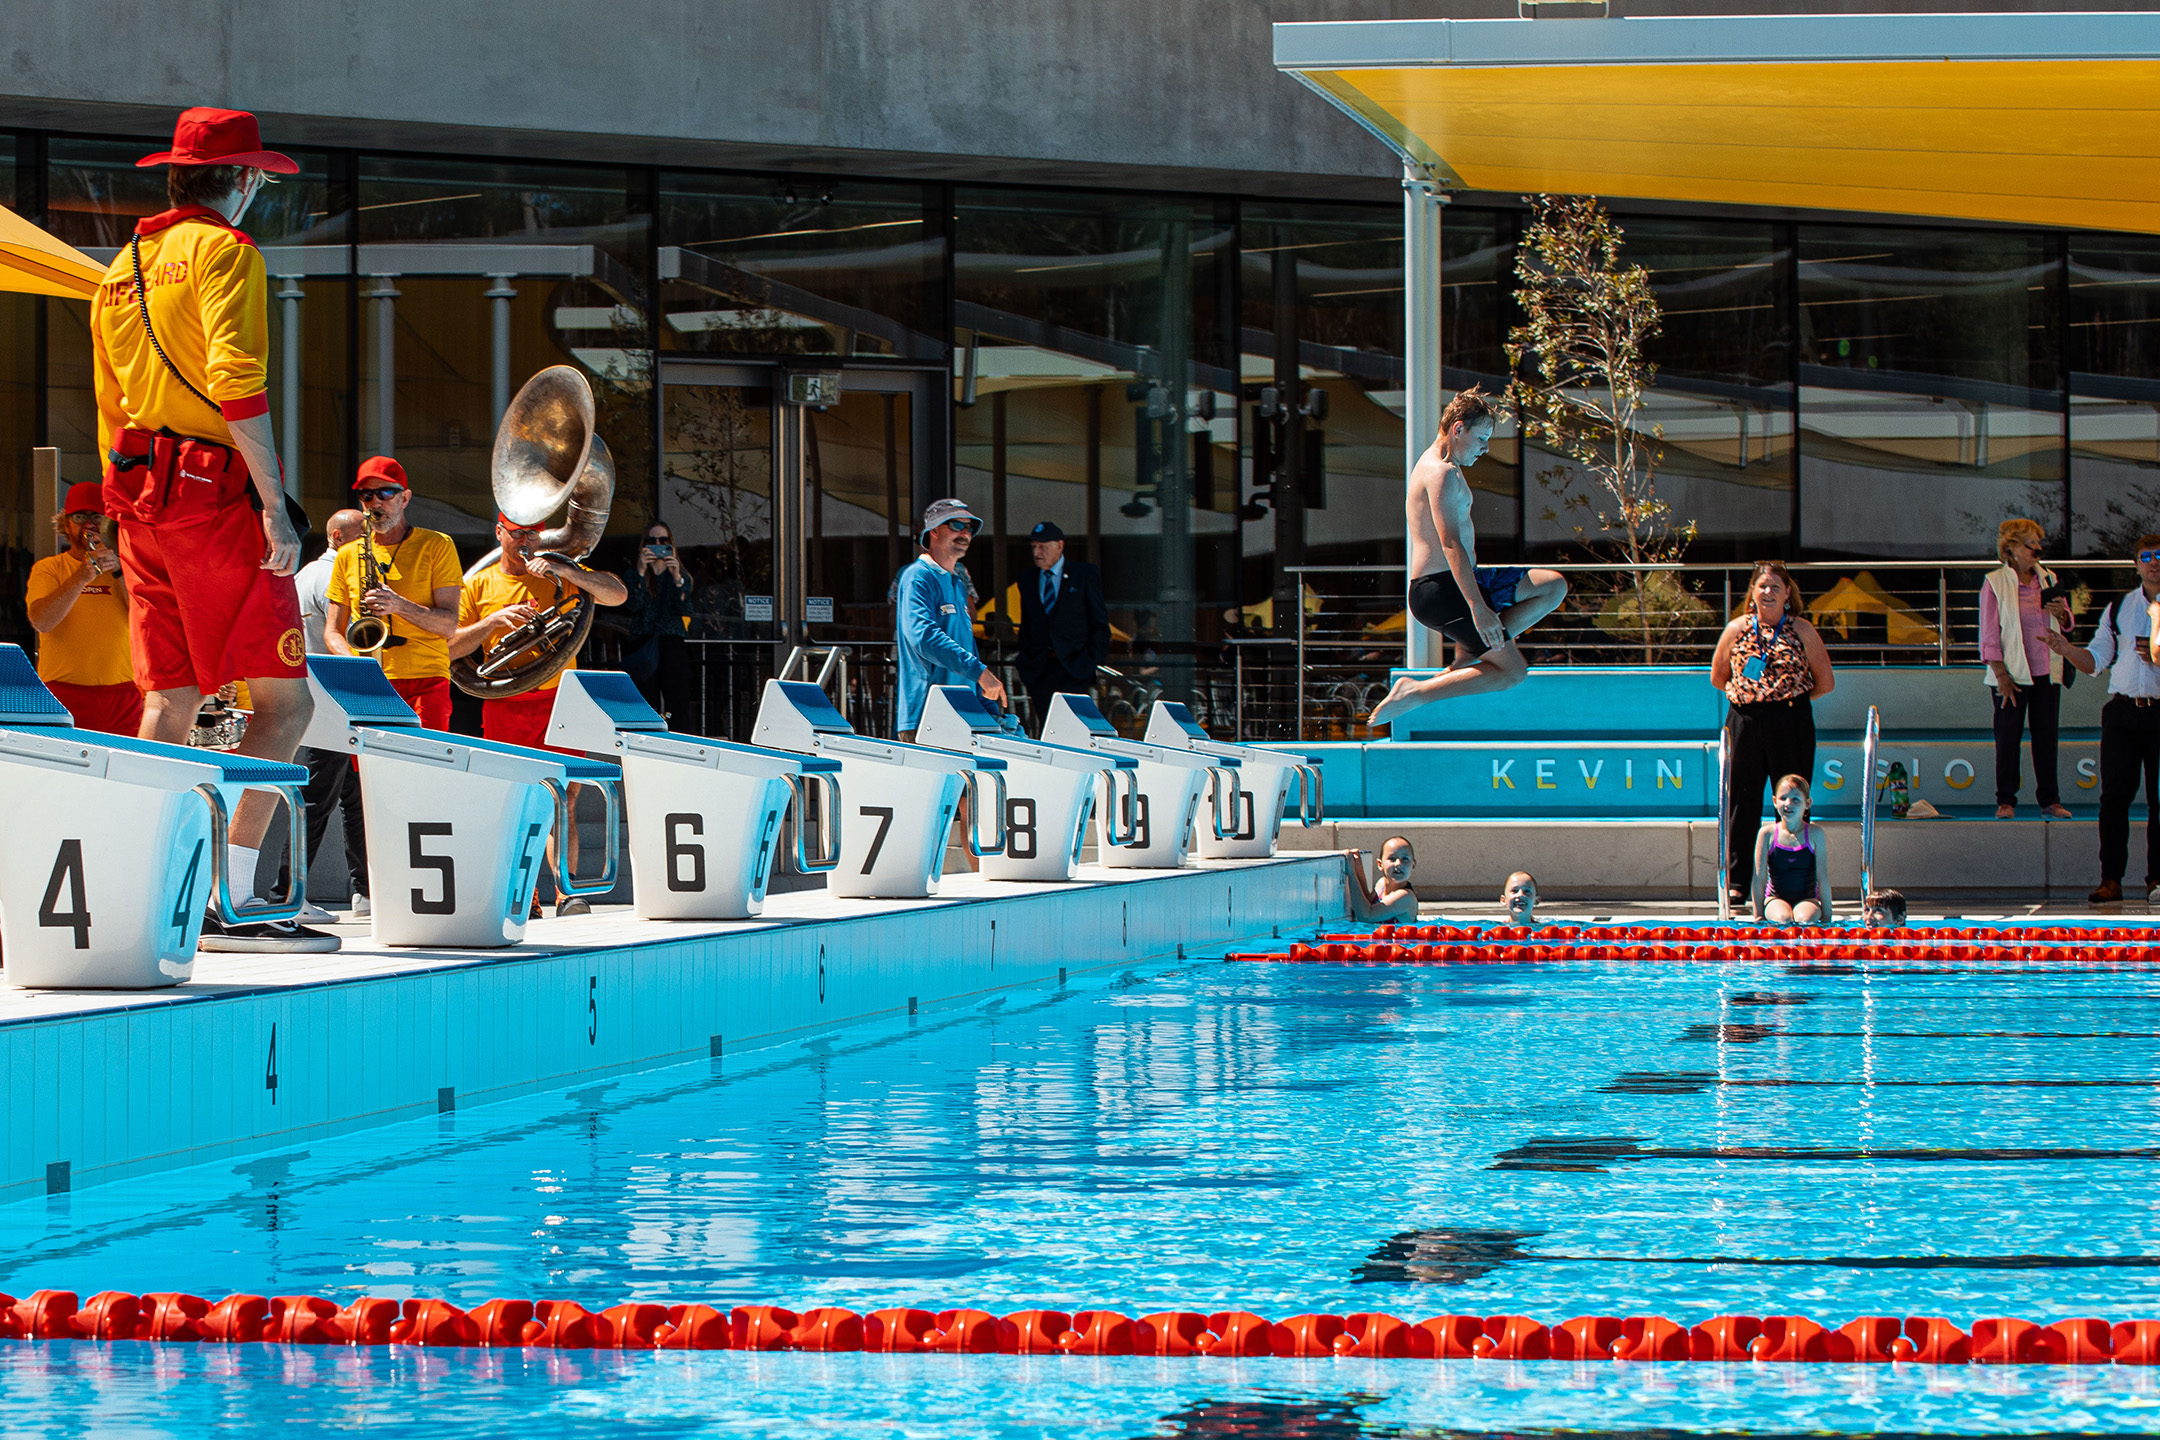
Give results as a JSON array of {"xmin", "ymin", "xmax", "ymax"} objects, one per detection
[
  {"xmin": 1981, "ymin": 517, "xmax": 2075, "ymax": 819},
  {"xmin": 619, "ymin": 521, "xmax": 695, "ymax": 726}
]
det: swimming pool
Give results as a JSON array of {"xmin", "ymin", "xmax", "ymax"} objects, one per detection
[{"xmin": 5, "ymin": 951, "xmax": 2160, "ymax": 1435}]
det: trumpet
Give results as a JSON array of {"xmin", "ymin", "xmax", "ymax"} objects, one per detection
[{"xmin": 343, "ymin": 513, "xmax": 403, "ymax": 656}]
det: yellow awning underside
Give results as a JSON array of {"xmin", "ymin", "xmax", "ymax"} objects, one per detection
[
  {"xmin": 0, "ymin": 204, "xmax": 105, "ymax": 300},
  {"xmin": 1299, "ymin": 57, "xmax": 2160, "ymax": 235}
]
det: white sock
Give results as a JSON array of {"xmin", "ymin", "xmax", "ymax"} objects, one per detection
[{"xmin": 228, "ymin": 844, "xmax": 261, "ymax": 903}]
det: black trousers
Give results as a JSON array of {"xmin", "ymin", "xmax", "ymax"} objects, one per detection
[
  {"xmin": 1990, "ymin": 676, "xmax": 2061, "ymax": 807},
  {"xmin": 278, "ymin": 745, "xmax": 367, "ymax": 898},
  {"xmin": 2098, "ymin": 696, "xmax": 2160, "ymax": 885},
  {"xmin": 1724, "ymin": 698, "xmax": 1816, "ymax": 894},
  {"xmin": 634, "ymin": 634, "xmax": 695, "ymax": 729},
  {"xmin": 1023, "ymin": 663, "xmax": 1094, "ymax": 737}
]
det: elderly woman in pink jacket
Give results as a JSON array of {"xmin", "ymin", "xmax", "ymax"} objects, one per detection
[{"xmin": 1981, "ymin": 517, "xmax": 2075, "ymax": 820}]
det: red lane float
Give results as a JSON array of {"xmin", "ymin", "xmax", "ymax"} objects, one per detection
[
  {"xmin": 1243, "ymin": 924, "xmax": 2160, "ymax": 967},
  {"xmin": 5, "ymin": 1289, "xmax": 2160, "ymax": 1365}
]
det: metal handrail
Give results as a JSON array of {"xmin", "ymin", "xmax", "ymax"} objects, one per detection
[
  {"xmin": 1860, "ymin": 704, "xmax": 1882, "ymax": 902},
  {"xmin": 1283, "ymin": 560, "xmax": 2139, "ymax": 573}
]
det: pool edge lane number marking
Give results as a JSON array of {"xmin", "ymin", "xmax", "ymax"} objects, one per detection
[
  {"xmin": 264, "ymin": 1023, "xmax": 277, "ymax": 1105},
  {"xmin": 818, "ymin": 943, "xmax": 826, "ymax": 1003},
  {"xmin": 39, "ymin": 838, "xmax": 90, "ymax": 950},
  {"xmin": 587, "ymin": 976, "xmax": 597, "ymax": 1046}
]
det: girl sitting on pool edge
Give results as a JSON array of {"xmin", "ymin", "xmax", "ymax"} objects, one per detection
[
  {"xmin": 1345, "ymin": 837, "xmax": 1419, "ymax": 922},
  {"xmin": 1753, "ymin": 773, "xmax": 1832, "ymax": 927}
]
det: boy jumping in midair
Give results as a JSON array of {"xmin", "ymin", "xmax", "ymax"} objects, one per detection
[{"xmin": 1369, "ymin": 387, "xmax": 1567, "ymax": 728}]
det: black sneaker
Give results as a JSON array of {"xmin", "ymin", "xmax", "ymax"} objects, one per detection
[
  {"xmin": 199, "ymin": 912, "xmax": 342, "ymax": 954},
  {"xmin": 556, "ymin": 896, "xmax": 593, "ymax": 917}
]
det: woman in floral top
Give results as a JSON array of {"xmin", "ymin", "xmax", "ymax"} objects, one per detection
[{"xmin": 1711, "ymin": 561, "xmax": 1836, "ymax": 907}]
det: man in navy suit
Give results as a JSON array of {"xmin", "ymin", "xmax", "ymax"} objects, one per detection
[{"xmin": 1016, "ymin": 521, "xmax": 1110, "ymax": 734}]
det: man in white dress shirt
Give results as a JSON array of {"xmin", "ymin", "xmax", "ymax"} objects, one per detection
[{"xmin": 2053, "ymin": 537, "xmax": 2160, "ymax": 905}]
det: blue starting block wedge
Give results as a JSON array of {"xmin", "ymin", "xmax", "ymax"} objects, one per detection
[
  {"xmin": 914, "ymin": 685, "xmax": 1139, "ymax": 882},
  {"xmin": 1040, "ymin": 692, "xmax": 1239, "ymax": 869},
  {"xmin": 750, "ymin": 680, "xmax": 1005, "ymax": 898},
  {"xmin": 303, "ymin": 657, "xmax": 620, "ymax": 947},
  {"xmin": 1144, "ymin": 701, "xmax": 1324, "ymax": 858},
  {"xmin": 0, "ymin": 644, "xmax": 307, "ymax": 988},
  {"xmin": 545, "ymin": 670, "xmax": 840, "ymax": 919}
]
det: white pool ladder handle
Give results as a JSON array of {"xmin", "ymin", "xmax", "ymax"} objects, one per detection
[
  {"xmin": 1859, "ymin": 703, "xmax": 1881, "ymax": 902},
  {"xmin": 787, "ymin": 771, "xmax": 844, "ymax": 874},
  {"xmin": 547, "ymin": 777, "xmax": 622, "ymax": 899},
  {"xmin": 193, "ymin": 780, "xmax": 310, "ymax": 926},
  {"xmin": 1715, "ymin": 727, "xmax": 1732, "ymax": 924},
  {"xmin": 964, "ymin": 767, "xmax": 1009, "ymax": 856}
]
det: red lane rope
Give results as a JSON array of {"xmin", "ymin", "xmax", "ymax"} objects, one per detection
[
  {"xmin": 3, "ymin": 1291, "xmax": 2155, "ymax": 1364},
  {"xmin": 1233, "ymin": 924, "xmax": 2160, "ymax": 965}
]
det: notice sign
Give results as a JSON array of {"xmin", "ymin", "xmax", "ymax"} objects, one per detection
[
  {"xmin": 805, "ymin": 597, "xmax": 834, "ymax": 625},
  {"xmin": 743, "ymin": 595, "xmax": 774, "ymax": 623}
]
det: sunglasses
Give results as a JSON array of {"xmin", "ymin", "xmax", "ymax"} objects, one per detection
[
  {"xmin": 358, "ymin": 486, "xmax": 406, "ymax": 499},
  {"xmin": 65, "ymin": 512, "xmax": 103, "ymax": 525},
  {"xmin": 2140, "ymin": 550, "xmax": 2160, "ymax": 565}
]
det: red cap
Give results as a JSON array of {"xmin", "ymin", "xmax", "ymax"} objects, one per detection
[
  {"xmin": 137, "ymin": 108, "xmax": 298, "ymax": 174},
  {"xmin": 353, "ymin": 456, "xmax": 408, "ymax": 491},
  {"xmin": 62, "ymin": 482, "xmax": 106, "ymax": 516}
]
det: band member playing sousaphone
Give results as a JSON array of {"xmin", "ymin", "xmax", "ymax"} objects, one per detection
[
  {"xmin": 25, "ymin": 481, "xmax": 142, "ymax": 736},
  {"xmin": 325, "ymin": 456, "xmax": 462, "ymax": 728},
  {"xmin": 90, "ymin": 105, "xmax": 333, "ymax": 954},
  {"xmin": 444, "ymin": 364, "xmax": 621, "ymax": 915}
]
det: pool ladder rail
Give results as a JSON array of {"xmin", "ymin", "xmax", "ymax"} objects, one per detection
[{"xmin": 1716, "ymin": 704, "xmax": 1880, "ymax": 925}]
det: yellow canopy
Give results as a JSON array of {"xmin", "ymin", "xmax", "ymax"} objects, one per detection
[
  {"xmin": 1277, "ymin": 14, "xmax": 2160, "ymax": 233},
  {"xmin": 0, "ymin": 204, "xmax": 105, "ymax": 300},
  {"xmin": 1804, "ymin": 572, "xmax": 1942, "ymax": 649}
]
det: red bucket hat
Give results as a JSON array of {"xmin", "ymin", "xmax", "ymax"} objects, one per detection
[{"xmin": 137, "ymin": 107, "xmax": 298, "ymax": 174}]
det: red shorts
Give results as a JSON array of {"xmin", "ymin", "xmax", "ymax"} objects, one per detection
[
  {"xmin": 392, "ymin": 675, "xmax": 453, "ymax": 731},
  {"xmin": 118, "ymin": 504, "xmax": 305, "ymax": 695},
  {"xmin": 481, "ymin": 687, "xmax": 579, "ymax": 755},
  {"xmin": 46, "ymin": 680, "xmax": 145, "ymax": 737}
]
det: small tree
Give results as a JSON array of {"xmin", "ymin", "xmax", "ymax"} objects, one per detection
[{"xmin": 1506, "ymin": 194, "xmax": 1699, "ymax": 661}]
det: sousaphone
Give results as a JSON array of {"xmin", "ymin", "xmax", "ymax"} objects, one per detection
[{"xmin": 451, "ymin": 365, "xmax": 616, "ymax": 699}]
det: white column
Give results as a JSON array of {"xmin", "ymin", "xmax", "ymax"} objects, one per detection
[
  {"xmin": 276, "ymin": 274, "xmax": 304, "ymax": 496},
  {"xmin": 368, "ymin": 275, "xmax": 402, "ymax": 457},
  {"xmin": 1403, "ymin": 164, "xmax": 1448, "ymax": 671},
  {"xmin": 485, "ymin": 274, "xmax": 518, "ymax": 430}
]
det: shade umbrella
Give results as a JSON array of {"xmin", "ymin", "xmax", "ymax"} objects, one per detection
[{"xmin": 0, "ymin": 204, "xmax": 105, "ymax": 300}]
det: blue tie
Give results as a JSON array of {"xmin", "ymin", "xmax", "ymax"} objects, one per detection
[{"xmin": 1041, "ymin": 571, "xmax": 1056, "ymax": 611}]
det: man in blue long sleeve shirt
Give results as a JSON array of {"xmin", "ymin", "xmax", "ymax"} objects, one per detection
[{"xmin": 895, "ymin": 497, "xmax": 1008, "ymax": 738}]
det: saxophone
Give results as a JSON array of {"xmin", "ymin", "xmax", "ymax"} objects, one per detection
[{"xmin": 344, "ymin": 514, "xmax": 394, "ymax": 655}]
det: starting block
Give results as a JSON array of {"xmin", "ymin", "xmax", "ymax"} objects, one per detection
[
  {"xmin": 751, "ymin": 680, "xmax": 1005, "ymax": 898},
  {"xmin": 545, "ymin": 669, "xmax": 839, "ymax": 918},
  {"xmin": 914, "ymin": 684, "xmax": 1139, "ymax": 882},
  {"xmin": 303, "ymin": 658, "xmax": 620, "ymax": 947},
  {"xmin": 0, "ymin": 644, "xmax": 307, "ymax": 988},
  {"xmin": 1040, "ymin": 693, "xmax": 1238, "ymax": 869},
  {"xmin": 1144, "ymin": 701, "xmax": 1324, "ymax": 858}
]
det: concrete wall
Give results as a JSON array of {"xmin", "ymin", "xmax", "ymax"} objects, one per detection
[{"xmin": 0, "ymin": 0, "xmax": 1467, "ymax": 198}]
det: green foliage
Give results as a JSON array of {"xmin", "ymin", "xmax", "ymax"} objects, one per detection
[{"xmin": 1505, "ymin": 194, "xmax": 1697, "ymax": 659}]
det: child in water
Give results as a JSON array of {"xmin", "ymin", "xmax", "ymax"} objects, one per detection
[
  {"xmin": 1753, "ymin": 773, "xmax": 1832, "ymax": 927},
  {"xmin": 1503, "ymin": 871, "xmax": 1544, "ymax": 929},
  {"xmin": 1345, "ymin": 837, "xmax": 1419, "ymax": 923}
]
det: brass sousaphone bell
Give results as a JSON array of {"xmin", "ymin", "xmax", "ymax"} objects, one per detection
[{"xmin": 450, "ymin": 365, "xmax": 616, "ymax": 699}]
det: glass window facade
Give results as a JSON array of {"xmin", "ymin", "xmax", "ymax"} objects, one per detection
[{"xmin": 2069, "ymin": 236, "xmax": 2160, "ymax": 556}]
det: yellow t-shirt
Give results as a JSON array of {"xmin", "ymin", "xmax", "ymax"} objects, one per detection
[
  {"xmin": 326, "ymin": 527, "xmax": 463, "ymax": 681},
  {"xmin": 26, "ymin": 553, "xmax": 134, "ymax": 688},
  {"xmin": 91, "ymin": 210, "xmax": 269, "ymax": 461},
  {"xmin": 459, "ymin": 563, "xmax": 577, "ymax": 693}
]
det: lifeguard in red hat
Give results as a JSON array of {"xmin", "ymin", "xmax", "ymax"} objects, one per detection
[
  {"xmin": 90, "ymin": 106, "xmax": 334, "ymax": 953},
  {"xmin": 24, "ymin": 481, "xmax": 142, "ymax": 736}
]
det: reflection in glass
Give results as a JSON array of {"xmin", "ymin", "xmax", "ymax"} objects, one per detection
[
  {"xmin": 357, "ymin": 156, "xmax": 648, "ymax": 540},
  {"xmin": 658, "ymin": 176, "xmax": 942, "ymax": 361},
  {"xmin": 662, "ymin": 383, "xmax": 773, "ymax": 635},
  {"xmin": 2070, "ymin": 239, "xmax": 2160, "ymax": 555},
  {"xmin": 955, "ymin": 188, "xmax": 1233, "ymax": 717},
  {"xmin": 1797, "ymin": 227, "xmax": 2061, "ymax": 558},
  {"xmin": 1, "ymin": 134, "xmax": 34, "ymax": 642}
]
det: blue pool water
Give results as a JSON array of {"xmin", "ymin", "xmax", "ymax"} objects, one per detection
[{"xmin": 7, "ymin": 955, "xmax": 2160, "ymax": 1435}]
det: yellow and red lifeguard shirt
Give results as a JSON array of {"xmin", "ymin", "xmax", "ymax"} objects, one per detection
[
  {"xmin": 460, "ymin": 563, "xmax": 576, "ymax": 693},
  {"xmin": 89, "ymin": 206, "xmax": 269, "ymax": 461},
  {"xmin": 25, "ymin": 552, "xmax": 134, "ymax": 688}
]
